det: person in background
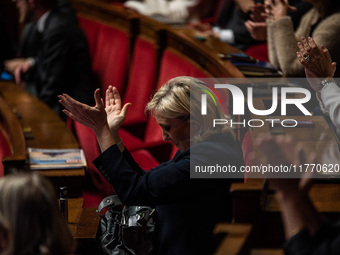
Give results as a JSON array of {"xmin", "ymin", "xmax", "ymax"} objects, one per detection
[
  {"xmin": 124, "ymin": 0, "xmax": 198, "ymax": 23},
  {"xmin": 297, "ymin": 37, "xmax": 339, "ymax": 132},
  {"xmin": 191, "ymin": 0, "xmax": 311, "ymax": 51},
  {"xmin": 59, "ymin": 76, "xmax": 244, "ymax": 255},
  {"xmin": 186, "ymin": 0, "xmax": 221, "ymax": 23},
  {"xmin": 256, "ymin": 134, "xmax": 340, "ymax": 254},
  {"xmin": 264, "ymin": 0, "xmax": 340, "ymax": 77},
  {"xmin": 4, "ymin": 0, "xmax": 96, "ymax": 120},
  {"xmin": 0, "ymin": 172, "xmax": 74, "ymax": 255},
  {"xmin": 0, "ymin": 15, "xmax": 16, "ymax": 70},
  {"xmin": 254, "ymin": 36, "xmax": 340, "ymax": 255},
  {"xmin": 244, "ymin": 0, "xmax": 311, "ymax": 41},
  {"xmin": 212, "ymin": 0, "xmax": 266, "ymax": 50},
  {"xmin": 190, "ymin": 0, "xmax": 265, "ymax": 50}
]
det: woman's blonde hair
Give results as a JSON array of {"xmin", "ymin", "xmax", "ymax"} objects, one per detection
[
  {"xmin": 0, "ymin": 172, "xmax": 74, "ymax": 255},
  {"xmin": 146, "ymin": 76, "xmax": 234, "ymax": 143}
]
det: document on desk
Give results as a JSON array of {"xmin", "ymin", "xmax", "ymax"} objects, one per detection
[{"xmin": 28, "ymin": 148, "xmax": 87, "ymax": 169}]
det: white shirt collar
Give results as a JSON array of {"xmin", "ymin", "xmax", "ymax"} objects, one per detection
[{"xmin": 36, "ymin": 11, "xmax": 51, "ymax": 32}]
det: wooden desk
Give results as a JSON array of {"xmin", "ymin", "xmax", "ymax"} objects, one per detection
[
  {"xmin": 68, "ymin": 199, "xmax": 100, "ymax": 254},
  {"xmin": 230, "ymin": 96, "xmax": 340, "ymax": 250},
  {"xmin": 214, "ymin": 223, "xmax": 252, "ymax": 255},
  {"xmin": 0, "ymin": 81, "xmax": 85, "ymax": 196},
  {"xmin": 174, "ymin": 27, "xmax": 245, "ymax": 78},
  {"xmin": 249, "ymin": 97, "xmax": 340, "ymax": 171},
  {"xmin": 175, "ymin": 27, "xmax": 243, "ymax": 56}
]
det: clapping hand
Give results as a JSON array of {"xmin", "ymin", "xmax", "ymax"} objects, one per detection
[
  {"xmin": 105, "ymin": 85, "xmax": 131, "ymax": 133},
  {"xmin": 297, "ymin": 37, "xmax": 336, "ymax": 77},
  {"xmin": 59, "ymin": 86, "xmax": 131, "ymax": 134},
  {"xmin": 297, "ymin": 37, "xmax": 336, "ymax": 91},
  {"xmin": 255, "ymin": 135, "xmax": 315, "ymax": 195},
  {"xmin": 264, "ymin": 0, "xmax": 296, "ymax": 21},
  {"xmin": 244, "ymin": 3, "xmax": 267, "ymax": 41},
  {"xmin": 58, "ymin": 88, "xmax": 108, "ymax": 133}
]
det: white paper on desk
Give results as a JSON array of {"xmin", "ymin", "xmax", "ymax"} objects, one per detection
[{"xmin": 28, "ymin": 148, "xmax": 87, "ymax": 170}]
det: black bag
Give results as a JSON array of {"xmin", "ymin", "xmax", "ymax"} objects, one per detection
[{"xmin": 97, "ymin": 195, "xmax": 155, "ymax": 255}]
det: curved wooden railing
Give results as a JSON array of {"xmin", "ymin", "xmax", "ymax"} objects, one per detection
[{"xmin": 0, "ymin": 90, "xmax": 26, "ymax": 174}]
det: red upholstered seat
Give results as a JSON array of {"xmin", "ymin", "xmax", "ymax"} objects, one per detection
[
  {"xmin": 130, "ymin": 149, "xmax": 159, "ymax": 170},
  {"xmin": 91, "ymin": 23, "xmax": 129, "ymax": 96},
  {"xmin": 157, "ymin": 49, "xmax": 210, "ymax": 87},
  {"xmin": 72, "ymin": 121, "xmax": 115, "ymax": 198},
  {"xmin": 0, "ymin": 127, "xmax": 11, "ymax": 177},
  {"xmin": 245, "ymin": 43, "xmax": 269, "ymax": 62},
  {"xmin": 118, "ymin": 128, "xmax": 146, "ymax": 150},
  {"xmin": 122, "ymin": 37, "xmax": 157, "ymax": 128}
]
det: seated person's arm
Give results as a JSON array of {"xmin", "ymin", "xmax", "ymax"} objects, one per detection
[
  {"xmin": 297, "ymin": 37, "xmax": 340, "ymax": 130},
  {"xmin": 4, "ymin": 58, "xmax": 35, "ymax": 85},
  {"xmin": 256, "ymin": 135, "xmax": 321, "ymax": 239}
]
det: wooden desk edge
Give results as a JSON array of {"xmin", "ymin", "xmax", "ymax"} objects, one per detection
[{"xmin": 73, "ymin": 208, "xmax": 100, "ymax": 240}]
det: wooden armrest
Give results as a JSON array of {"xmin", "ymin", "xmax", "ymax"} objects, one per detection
[
  {"xmin": 0, "ymin": 91, "xmax": 26, "ymax": 174},
  {"xmin": 214, "ymin": 223, "xmax": 252, "ymax": 255},
  {"xmin": 230, "ymin": 179, "xmax": 267, "ymax": 223},
  {"xmin": 250, "ymin": 249, "xmax": 284, "ymax": 255}
]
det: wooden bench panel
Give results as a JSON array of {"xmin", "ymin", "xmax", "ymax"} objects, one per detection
[{"xmin": 0, "ymin": 89, "xmax": 26, "ymax": 174}]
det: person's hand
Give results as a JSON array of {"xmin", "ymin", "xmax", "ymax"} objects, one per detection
[
  {"xmin": 4, "ymin": 58, "xmax": 33, "ymax": 87},
  {"xmin": 188, "ymin": 21, "xmax": 212, "ymax": 33},
  {"xmin": 105, "ymin": 85, "xmax": 131, "ymax": 133},
  {"xmin": 244, "ymin": 20, "xmax": 267, "ymax": 41},
  {"xmin": 58, "ymin": 89, "xmax": 109, "ymax": 134},
  {"xmin": 297, "ymin": 37, "xmax": 336, "ymax": 91},
  {"xmin": 13, "ymin": 60, "xmax": 32, "ymax": 87},
  {"xmin": 265, "ymin": 0, "xmax": 297, "ymax": 21},
  {"xmin": 250, "ymin": 3, "xmax": 267, "ymax": 22},
  {"xmin": 255, "ymin": 134, "xmax": 314, "ymax": 195},
  {"xmin": 4, "ymin": 58, "xmax": 27, "ymax": 73}
]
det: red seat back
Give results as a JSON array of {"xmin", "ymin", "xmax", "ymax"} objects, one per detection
[
  {"xmin": 91, "ymin": 23, "xmax": 129, "ymax": 96},
  {"xmin": 123, "ymin": 37, "xmax": 157, "ymax": 127},
  {"xmin": 72, "ymin": 121, "xmax": 115, "ymax": 197},
  {"xmin": 156, "ymin": 49, "xmax": 210, "ymax": 88},
  {"xmin": 245, "ymin": 43, "xmax": 269, "ymax": 62},
  {"xmin": 143, "ymin": 49, "xmax": 210, "ymax": 160},
  {"xmin": 0, "ymin": 127, "xmax": 12, "ymax": 177}
]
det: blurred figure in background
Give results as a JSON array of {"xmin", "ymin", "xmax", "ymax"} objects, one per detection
[
  {"xmin": 124, "ymin": 0, "xmax": 198, "ymax": 23},
  {"xmin": 264, "ymin": 0, "xmax": 340, "ymax": 77},
  {"xmin": 254, "ymin": 35, "xmax": 340, "ymax": 255},
  {"xmin": 257, "ymin": 134, "xmax": 340, "ymax": 255},
  {"xmin": 297, "ymin": 37, "xmax": 339, "ymax": 135},
  {"xmin": 191, "ymin": 0, "xmax": 311, "ymax": 52},
  {"xmin": 0, "ymin": 172, "xmax": 74, "ymax": 255},
  {"xmin": 244, "ymin": 0, "xmax": 311, "ymax": 41},
  {"xmin": 0, "ymin": 15, "xmax": 16, "ymax": 71},
  {"xmin": 4, "ymin": 0, "xmax": 96, "ymax": 120}
]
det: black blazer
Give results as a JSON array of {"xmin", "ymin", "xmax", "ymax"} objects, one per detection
[
  {"xmin": 22, "ymin": 9, "xmax": 96, "ymax": 118},
  {"xmin": 93, "ymin": 133, "xmax": 245, "ymax": 255},
  {"xmin": 284, "ymin": 222, "xmax": 340, "ymax": 255}
]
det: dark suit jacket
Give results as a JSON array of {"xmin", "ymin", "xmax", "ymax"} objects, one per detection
[
  {"xmin": 284, "ymin": 222, "xmax": 340, "ymax": 255},
  {"xmin": 22, "ymin": 9, "xmax": 96, "ymax": 119},
  {"xmin": 93, "ymin": 133, "xmax": 244, "ymax": 255}
]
